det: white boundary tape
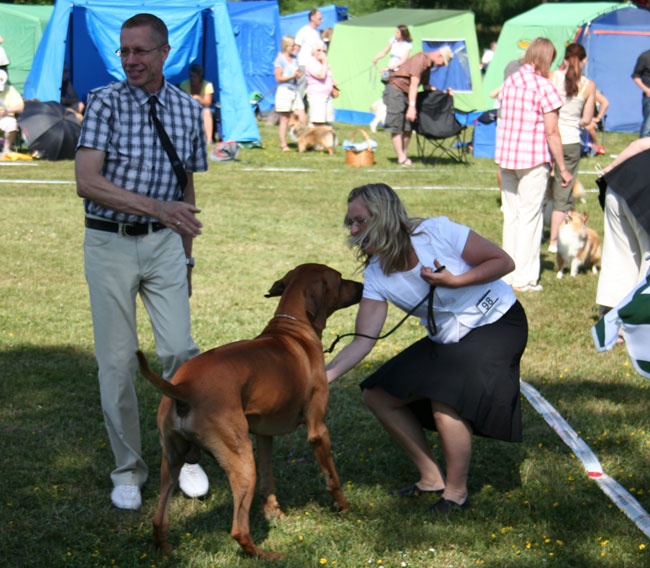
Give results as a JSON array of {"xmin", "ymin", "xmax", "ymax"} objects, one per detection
[
  {"xmin": 0, "ymin": 178, "xmax": 73, "ymax": 184},
  {"xmin": 520, "ymin": 379, "xmax": 650, "ymax": 538}
]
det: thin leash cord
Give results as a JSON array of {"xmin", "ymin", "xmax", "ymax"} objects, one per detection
[
  {"xmin": 324, "ymin": 269, "xmax": 443, "ymax": 355},
  {"xmin": 257, "ymin": 64, "xmax": 377, "ymax": 104}
]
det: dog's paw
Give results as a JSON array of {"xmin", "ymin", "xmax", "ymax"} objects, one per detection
[
  {"xmin": 556, "ymin": 270, "xmax": 563, "ymax": 279},
  {"xmin": 592, "ymin": 266, "xmax": 599, "ymax": 274},
  {"xmin": 331, "ymin": 496, "xmax": 350, "ymax": 513}
]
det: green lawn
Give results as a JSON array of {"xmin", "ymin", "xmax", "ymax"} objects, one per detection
[{"xmin": 1, "ymin": 121, "xmax": 648, "ymax": 567}]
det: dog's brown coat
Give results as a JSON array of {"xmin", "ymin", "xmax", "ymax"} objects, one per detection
[
  {"xmin": 289, "ymin": 114, "xmax": 337, "ymax": 154},
  {"xmin": 137, "ymin": 264, "xmax": 362, "ymax": 559}
]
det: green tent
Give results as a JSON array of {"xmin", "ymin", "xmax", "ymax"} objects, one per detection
[
  {"xmin": 482, "ymin": 2, "xmax": 624, "ymax": 108},
  {"xmin": 328, "ymin": 8, "xmax": 484, "ymax": 124},
  {"xmin": 0, "ymin": 4, "xmax": 54, "ymax": 95}
]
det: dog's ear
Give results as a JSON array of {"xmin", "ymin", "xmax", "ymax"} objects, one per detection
[
  {"xmin": 265, "ymin": 275, "xmax": 288, "ymax": 298},
  {"xmin": 265, "ymin": 279, "xmax": 286, "ymax": 298}
]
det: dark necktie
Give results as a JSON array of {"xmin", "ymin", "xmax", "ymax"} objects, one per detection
[{"xmin": 148, "ymin": 96, "xmax": 188, "ymax": 193}]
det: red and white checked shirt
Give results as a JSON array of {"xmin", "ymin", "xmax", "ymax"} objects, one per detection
[{"xmin": 495, "ymin": 64, "xmax": 563, "ymax": 170}]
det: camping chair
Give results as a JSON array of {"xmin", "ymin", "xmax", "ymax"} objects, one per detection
[{"xmin": 414, "ymin": 90, "xmax": 470, "ymax": 166}]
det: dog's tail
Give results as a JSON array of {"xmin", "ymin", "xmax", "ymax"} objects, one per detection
[{"xmin": 136, "ymin": 350, "xmax": 189, "ymax": 403}]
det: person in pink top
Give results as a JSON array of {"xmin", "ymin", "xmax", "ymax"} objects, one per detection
[
  {"xmin": 305, "ymin": 40, "xmax": 335, "ymax": 125},
  {"xmin": 495, "ymin": 37, "xmax": 572, "ymax": 292}
]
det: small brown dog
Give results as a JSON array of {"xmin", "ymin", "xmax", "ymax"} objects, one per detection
[
  {"xmin": 556, "ymin": 211, "xmax": 601, "ymax": 278},
  {"xmin": 137, "ymin": 264, "xmax": 362, "ymax": 559},
  {"xmin": 289, "ymin": 113, "xmax": 337, "ymax": 154}
]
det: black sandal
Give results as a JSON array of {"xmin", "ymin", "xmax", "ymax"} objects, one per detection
[
  {"xmin": 428, "ymin": 496, "xmax": 471, "ymax": 513},
  {"xmin": 389, "ymin": 484, "xmax": 444, "ymax": 498}
]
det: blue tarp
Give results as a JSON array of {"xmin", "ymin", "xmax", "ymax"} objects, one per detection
[
  {"xmin": 576, "ymin": 6, "xmax": 650, "ymax": 133},
  {"xmin": 24, "ymin": 0, "xmax": 260, "ymax": 143},
  {"xmin": 227, "ymin": 0, "xmax": 281, "ymax": 113},
  {"xmin": 279, "ymin": 4, "xmax": 348, "ymax": 38}
]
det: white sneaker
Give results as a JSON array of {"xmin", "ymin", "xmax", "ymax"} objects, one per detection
[
  {"xmin": 179, "ymin": 463, "xmax": 209, "ymax": 498},
  {"xmin": 111, "ymin": 484, "xmax": 142, "ymax": 510},
  {"xmin": 548, "ymin": 243, "xmax": 558, "ymax": 254}
]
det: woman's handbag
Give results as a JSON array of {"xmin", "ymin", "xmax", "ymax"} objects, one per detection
[{"xmin": 344, "ymin": 129, "xmax": 375, "ymax": 167}]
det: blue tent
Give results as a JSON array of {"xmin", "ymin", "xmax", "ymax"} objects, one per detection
[
  {"xmin": 279, "ymin": 4, "xmax": 348, "ymax": 38},
  {"xmin": 576, "ymin": 6, "xmax": 650, "ymax": 133},
  {"xmin": 227, "ymin": 0, "xmax": 281, "ymax": 113},
  {"xmin": 24, "ymin": 0, "xmax": 260, "ymax": 143}
]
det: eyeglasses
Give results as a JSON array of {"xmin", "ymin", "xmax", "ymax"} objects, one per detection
[
  {"xmin": 345, "ymin": 216, "xmax": 371, "ymax": 228},
  {"xmin": 116, "ymin": 45, "xmax": 164, "ymax": 58}
]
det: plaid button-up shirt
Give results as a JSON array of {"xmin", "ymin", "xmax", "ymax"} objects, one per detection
[
  {"xmin": 495, "ymin": 64, "xmax": 563, "ymax": 171},
  {"xmin": 78, "ymin": 79, "xmax": 208, "ymax": 223}
]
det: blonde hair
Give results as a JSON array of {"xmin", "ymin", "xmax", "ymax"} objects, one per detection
[
  {"xmin": 345, "ymin": 184, "xmax": 423, "ymax": 274},
  {"xmin": 281, "ymin": 35, "xmax": 295, "ymax": 53},
  {"xmin": 524, "ymin": 37, "xmax": 556, "ymax": 78}
]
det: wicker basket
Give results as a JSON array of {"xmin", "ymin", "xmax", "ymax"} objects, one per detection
[{"xmin": 345, "ymin": 129, "xmax": 375, "ymax": 167}]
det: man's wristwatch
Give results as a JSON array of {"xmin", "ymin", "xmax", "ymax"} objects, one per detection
[
  {"xmin": 408, "ymin": 101, "xmax": 416, "ymax": 107},
  {"xmin": 186, "ymin": 257, "xmax": 195, "ymax": 268}
]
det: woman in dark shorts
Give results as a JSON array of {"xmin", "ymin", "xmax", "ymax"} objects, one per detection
[{"xmin": 326, "ymin": 183, "xmax": 528, "ymax": 513}]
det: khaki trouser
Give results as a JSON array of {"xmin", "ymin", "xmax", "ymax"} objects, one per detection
[
  {"xmin": 500, "ymin": 163, "xmax": 550, "ymax": 288},
  {"xmin": 84, "ymin": 226, "xmax": 199, "ymax": 487}
]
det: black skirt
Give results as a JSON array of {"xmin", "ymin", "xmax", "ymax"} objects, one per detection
[{"xmin": 360, "ymin": 301, "xmax": 528, "ymax": 442}]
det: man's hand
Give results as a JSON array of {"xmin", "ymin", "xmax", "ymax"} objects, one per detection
[{"xmin": 153, "ymin": 200, "xmax": 202, "ymax": 237}]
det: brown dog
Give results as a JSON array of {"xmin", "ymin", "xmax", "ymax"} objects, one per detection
[
  {"xmin": 289, "ymin": 113, "xmax": 337, "ymax": 154},
  {"xmin": 136, "ymin": 264, "xmax": 362, "ymax": 559}
]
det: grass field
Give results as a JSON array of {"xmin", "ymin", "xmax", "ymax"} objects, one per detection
[{"xmin": 1, "ymin": 120, "xmax": 649, "ymax": 568}]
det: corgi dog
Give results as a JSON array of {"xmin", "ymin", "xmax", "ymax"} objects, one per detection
[
  {"xmin": 556, "ymin": 211, "xmax": 601, "ymax": 279},
  {"xmin": 369, "ymin": 99, "xmax": 387, "ymax": 133},
  {"xmin": 288, "ymin": 113, "xmax": 336, "ymax": 154}
]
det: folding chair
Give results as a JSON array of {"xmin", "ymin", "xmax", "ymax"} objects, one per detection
[{"xmin": 414, "ymin": 90, "xmax": 470, "ymax": 166}]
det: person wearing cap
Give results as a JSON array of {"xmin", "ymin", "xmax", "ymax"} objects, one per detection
[
  {"xmin": 180, "ymin": 62, "xmax": 215, "ymax": 143},
  {"xmin": 0, "ymin": 69, "xmax": 24, "ymax": 158},
  {"xmin": 383, "ymin": 46, "xmax": 454, "ymax": 166}
]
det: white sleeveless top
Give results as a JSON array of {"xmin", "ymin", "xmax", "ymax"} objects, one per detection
[{"xmin": 552, "ymin": 70, "xmax": 589, "ymax": 145}]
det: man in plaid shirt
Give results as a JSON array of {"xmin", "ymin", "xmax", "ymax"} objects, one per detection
[
  {"xmin": 75, "ymin": 13, "xmax": 208, "ymax": 510},
  {"xmin": 495, "ymin": 38, "xmax": 571, "ymax": 292}
]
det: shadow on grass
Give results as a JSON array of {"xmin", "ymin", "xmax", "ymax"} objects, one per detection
[{"xmin": 2, "ymin": 345, "xmax": 648, "ymax": 565}]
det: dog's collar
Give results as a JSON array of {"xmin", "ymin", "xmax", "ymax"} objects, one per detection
[{"xmin": 273, "ymin": 313, "xmax": 299, "ymax": 322}]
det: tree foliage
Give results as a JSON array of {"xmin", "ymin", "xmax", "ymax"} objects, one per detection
[{"xmin": 279, "ymin": 0, "xmax": 592, "ymax": 28}]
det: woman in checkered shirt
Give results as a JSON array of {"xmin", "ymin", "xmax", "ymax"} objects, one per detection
[{"xmin": 495, "ymin": 38, "xmax": 572, "ymax": 292}]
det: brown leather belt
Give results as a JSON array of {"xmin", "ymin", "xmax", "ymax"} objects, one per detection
[{"xmin": 85, "ymin": 217, "xmax": 166, "ymax": 236}]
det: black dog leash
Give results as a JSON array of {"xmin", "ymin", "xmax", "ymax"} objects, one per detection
[{"xmin": 323, "ymin": 265, "xmax": 444, "ymax": 354}]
